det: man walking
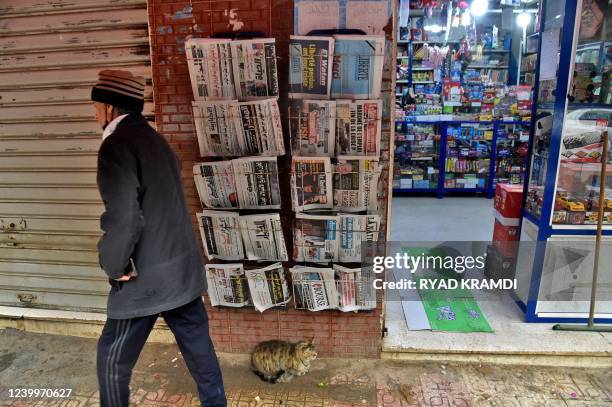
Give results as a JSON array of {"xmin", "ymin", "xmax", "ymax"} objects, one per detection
[{"xmin": 92, "ymin": 70, "xmax": 226, "ymax": 406}]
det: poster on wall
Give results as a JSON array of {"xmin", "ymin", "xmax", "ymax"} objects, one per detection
[
  {"xmin": 579, "ymin": 0, "xmax": 607, "ymax": 40},
  {"xmin": 293, "ymin": 0, "xmax": 392, "ymax": 36}
]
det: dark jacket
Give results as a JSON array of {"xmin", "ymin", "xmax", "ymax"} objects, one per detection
[{"xmin": 96, "ymin": 114, "xmax": 206, "ymax": 319}]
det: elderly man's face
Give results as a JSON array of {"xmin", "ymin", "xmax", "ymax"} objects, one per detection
[{"xmin": 94, "ymin": 101, "xmax": 110, "ymax": 129}]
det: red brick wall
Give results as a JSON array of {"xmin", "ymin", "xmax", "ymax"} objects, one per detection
[{"xmin": 147, "ymin": 0, "xmax": 383, "ymax": 358}]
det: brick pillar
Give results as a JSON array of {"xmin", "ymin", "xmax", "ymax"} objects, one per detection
[{"xmin": 147, "ymin": 0, "xmax": 383, "ymax": 358}]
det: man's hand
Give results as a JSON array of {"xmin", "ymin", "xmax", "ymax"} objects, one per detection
[{"xmin": 114, "ymin": 271, "xmax": 138, "ymax": 282}]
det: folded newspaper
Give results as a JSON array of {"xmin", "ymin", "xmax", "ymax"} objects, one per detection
[
  {"xmin": 205, "ymin": 263, "xmax": 249, "ymax": 307},
  {"xmin": 333, "ymin": 159, "xmax": 379, "ymax": 212},
  {"xmin": 291, "ymin": 156, "xmax": 333, "ymax": 211},
  {"xmin": 186, "ymin": 38, "xmax": 236, "ymax": 100},
  {"xmin": 239, "ymin": 213, "xmax": 288, "ymax": 262},
  {"xmin": 289, "ymin": 36, "xmax": 334, "ymax": 99},
  {"xmin": 336, "ymin": 100, "xmax": 382, "ymax": 159},
  {"xmin": 334, "ymin": 265, "xmax": 376, "ymax": 312},
  {"xmin": 197, "ymin": 211, "xmax": 244, "ymax": 260},
  {"xmin": 289, "ymin": 99, "xmax": 336, "ymax": 157},
  {"xmin": 331, "ymin": 35, "xmax": 385, "ymax": 99},
  {"xmin": 338, "ymin": 214, "xmax": 380, "ymax": 263},
  {"xmin": 290, "ymin": 266, "xmax": 339, "ymax": 311},
  {"xmin": 231, "ymin": 38, "xmax": 279, "ymax": 100},
  {"xmin": 193, "ymin": 161, "xmax": 239, "ymax": 210},
  {"xmin": 245, "ymin": 263, "xmax": 291, "ymax": 312},
  {"xmin": 193, "ymin": 98, "xmax": 285, "ymax": 157},
  {"xmin": 293, "ymin": 213, "xmax": 338, "ymax": 263}
]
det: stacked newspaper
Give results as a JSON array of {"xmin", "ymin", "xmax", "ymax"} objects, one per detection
[
  {"xmin": 331, "ymin": 35, "xmax": 385, "ymax": 99},
  {"xmin": 289, "ymin": 36, "xmax": 334, "ymax": 99},
  {"xmin": 231, "ymin": 39, "xmax": 279, "ymax": 100},
  {"xmin": 239, "ymin": 214, "xmax": 288, "ymax": 261},
  {"xmin": 245, "ymin": 263, "xmax": 292, "ymax": 312},
  {"xmin": 289, "ymin": 99, "xmax": 336, "ymax": 157},
  {"xmin": 334, "ymin": 265, "xmax": 376, "ymax": 312},
  {"xmin": 205, "ymin": 263, "xmax": 250, "ymax": 307},
  {"xmin": 193, "ymin": 99, "xmax": 285, "ymax": 157},
  {"xmin": 291, "ymin": 157, "xmax": 333, "ymax": 211},
  {"xmin": 333, "ymin": 159, "xmax": 379, "ymax": 212},
  {"xmin": 293, "ymin": 214, "xmax": 338, "ymax": 263},
  {"xmin": 338, "ymin": 214, "xmax": 380, "ymax": 262},
  {"xmin": 186, "ymin": 38, "xmax": 278, "ymax": 101},
  {"xmin": 197, "ymin": 211, "xmax": 287, "ymax": 262},
  {"xmin": 290, "ymin": 266, "xmax": 339, "ymax": 311},
  {"xmin": 186, "ymin": 38, "xmax": 236, "ymax": 100},
  {"xmin": 193, "ymin": 161, "xmax": 239, "ymax": 209},
  {"xmin": 336, "ymin": 100, "xmax": 382, "ymax": 159}
]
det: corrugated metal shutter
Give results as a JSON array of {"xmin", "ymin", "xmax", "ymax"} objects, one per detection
[{"xmin": 0, "ymin": 0, "xmax": 153, "ymax": 312}]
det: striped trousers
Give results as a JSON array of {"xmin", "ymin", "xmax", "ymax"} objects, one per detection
[{"xmin": 96, "ymin": 297, "xmax": 226, "ymax": 406}]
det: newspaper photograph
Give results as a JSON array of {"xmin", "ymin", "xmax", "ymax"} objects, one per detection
[
  {"xmin": 289, "ymin": 36, "xmax": 334, "ymax": 99},
  {"xmin": 193, "ymin": 161, "xmax": 239, "ymax": 209},
  {"xmin": 231, "ymin": 38, "xmax": 279, "ymax": 100},
  {"xmin": 289, "ymin": 100, "xmax": 336, "ymax": 157},
  {"xmin": 245, "ymin": 263, "xmax": 291, "ymax": 312},
  {"xmin": 293, "ymin": 214, "xmax": 338, "ymax": 263},
  {"xmin": 193, "ymin": 101, "xmax": 242, "ymax": 157},
  {"xmin": 291, "ymin": 156, "xmax": 333, "ymax": 211},
  {"xmin": 290, "ymin": 266, "xmax": 339, "ymax": 311},
  {"xmin": 197, "ymin": 211, "xmax": 244, "ymax": 260},
  {"xmin": 333, "ymin": 159, "xmax": 379, "ymax": 212},
  {"xmin": 237, "ymin": 98, "xmax": 285, "ymax": 156},
  {"xmin": 333, "ymin": 265, "xmax": 376, "ymax": 312},
  {"xmin": 232, "ymin": 157, "xmax": 281, "ymax": 209},
  {"xmin": 186, "ymin": 38, "xmax": 236, "ymax": 100},
  {"xmin": 331, "ymin": 35, "xmax": 385, "ymax": 99},
  {"xmin": 205, "ymin": 263, "xmax": 249, "ymax": 307},
  {"xmin": 239, "ymin": 213, "xmax": 288, "ymax": 262},
  {"xmin": 338, "ymin": 214, "xmax": 380, "ymax": 263},
  {"xmin": 336, "ymin": 99, "xmax": 382, "ymax": 159}
]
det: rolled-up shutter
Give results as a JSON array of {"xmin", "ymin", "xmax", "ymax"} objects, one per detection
[{"xmin": 0, "ymin": 0, "xmax": 153, "ymax": 312}]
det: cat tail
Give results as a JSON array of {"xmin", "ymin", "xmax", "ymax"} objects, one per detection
[{"xmin": 252, "ymin": 369, "xmax": 285, "ymax": 384}]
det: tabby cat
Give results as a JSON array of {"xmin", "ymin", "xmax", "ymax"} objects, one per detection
[{"xmin": 251, "ymin": 338, "xmax": 317, "ymax": 383}]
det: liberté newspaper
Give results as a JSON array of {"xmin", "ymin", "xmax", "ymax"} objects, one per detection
[
  {"xmin": 291, "ymin": 156, "xmax": 333, "ymax": 211},
  {"xmin": 336, "ymin": 99, "xmax": 382, "ymax": 159},
  {"xmin": 333, "ymin": 159, "xmax": 379, "ymax": 212},
  {"xmin": 289, "ymin": 99, "xmax": 336, "ymax": 157},
  {"xmin": 245, "ymin": 263, "xmax": 292, "ymax": 312},
  {"xmin": 289, "ymin": 36, "xmax": 334, "ymax": 99},
  {"xmin": 293, "ymin": 213, "xmax": 338, "ymax": 263},
  {"xmin": 192, "ymin": 99, "xmax": 285, "ymax": 157},
  {"xmin": 186, "ymin": 38, "xmax": 278, "ymax": 101},
  {"xmin": 205, "ymin": 263, "xmax": 250, "ymax": 307},
  {"xmin": 333, "ymin": 265, "xmax": 377, "ymax": 312},
  {"xmin": 239, "ymin": 213, "xmax": 288, "ymax": 262},
  {"xmin": 290, "ymin": 266, "xmax": 339, "ymax": 311}
]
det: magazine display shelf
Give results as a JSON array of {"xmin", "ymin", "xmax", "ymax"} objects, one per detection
[
  {"xmin": 393, "ymin": 119, "xmax": 530, "ymax": 198},
  {"xmin": 513, "ymin": 0, "xmax": 612, "ymax": 323}
]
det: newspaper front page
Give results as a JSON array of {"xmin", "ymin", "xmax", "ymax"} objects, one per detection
[
  {"xmin": 291, "ymin": 157, "xmax": 333, "ymax": 211},
  {"xmin": 289, "ymin": 36, "xmax": 334, "ymax": 99},
  {"xmin": 186, "ymin": 38, "xmax": 236, "ymax": 100},
  {"xmin": 205, "ymin": 263, "xmax": 249, "ymax": 307},
  {"xmin": 338, "ymin": 214, "xmax": 380, "ymax": 262},
  {"xmin": 239, "ymin": 213, "xmax": 288, "ymax": 262},
  {"xmin": 245, "ymin": 263, "xmax": 291, "ymax": 312},
  {"xmin": 193, "ymin": 101, "xmax": 242, "ymax": 157},
  {"xmin": 333, "ymin": 265, "xmax": 376, "ymax": 312},
  {"xmin": 336, "ymin": 99, "xmax": 382, "ymax": 159},
  {"xmin": 237, "ymin": 99, "xmax": 285, "ymax": 156},
  {"xmin": 333, "ymin": 159, "xmax": 379, "ymax": 212},
  {"xmin": 197, "ymin": 211, "xmax": 244, "ymax": 260},
  {"xmin": 331, "ymin": 35, "xmax": 385, "ymax": 99},
  {"xmin": 293, "ymin": 214, "xmax": 338, "ymax": 263},
  {"xmin": 232, "ymin": 157, "xmax": 281, "ymax": 209},
  {"xmin": 231, "ymin": 38, "xmax": 279, "ymax": 100},
  {"xmin": 193, "ymin": 161, "xmax": 239, "ymax": 209},
  {"xmin": 290, "ymin": 266, "xmax": 339, "ymax": 311},
  {"xmin": 290, "ymin": 100, "xmax": 336, "ymax": 157}
]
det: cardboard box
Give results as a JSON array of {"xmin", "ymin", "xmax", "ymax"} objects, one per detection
[
  {"xmin": 494, "ymin": 183, "xmax": 523, "ymax": 219},
  {"xmin": 492, "ymin": 219, "xmax": 519, "ymax": 258}
]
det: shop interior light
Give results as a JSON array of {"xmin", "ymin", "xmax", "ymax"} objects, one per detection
[
  {"xmin": 470, "ymin": 0, "xmax": 489, "ymax": 17},
  {"xmin": 425, "ymin": 24, "xmax": 445, "ymax": 33},
  {"xmin": 517, "ymin": 11, "xmax": 531, "ymax": 28}
]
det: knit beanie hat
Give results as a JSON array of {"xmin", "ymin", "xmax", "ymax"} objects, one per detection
[{"xmin": 91, "ymin": 69, "xmax": 145, "ymax": 112}]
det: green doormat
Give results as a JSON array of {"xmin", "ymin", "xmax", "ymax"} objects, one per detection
[{"xmin": 400, "ymin": 246, "xmax": 494, "ymax": 333}]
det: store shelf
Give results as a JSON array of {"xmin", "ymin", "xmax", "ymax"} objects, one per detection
[
  {"xmin": 396, "ymin": 79, "xmax": 410, "ymax": 84},
  {"xmin": 393, "ymin": 188, "xmax": 439, "ymax": 193},
  {"xmin": 412, "ymin": 67, "xmax": 434, "ymax": 71},
  {"xmin": 397, "ymin": 56, "xmax": 410, "ymax": 59},
  {"xmin": 412, "ymin": 80, "xmax": 434, "ymax": 84},
  {"xmin": 467, "ymin": 65, "xmax": 510, "ymax": 69},
  {"xmin": 482, "ymin": 49, "xmax": 511, "ymax": 53}
]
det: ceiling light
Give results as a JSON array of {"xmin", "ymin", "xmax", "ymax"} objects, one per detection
[{"xmin": 470, "ymin": 0, "xmax": 489, "ymax": 17}]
